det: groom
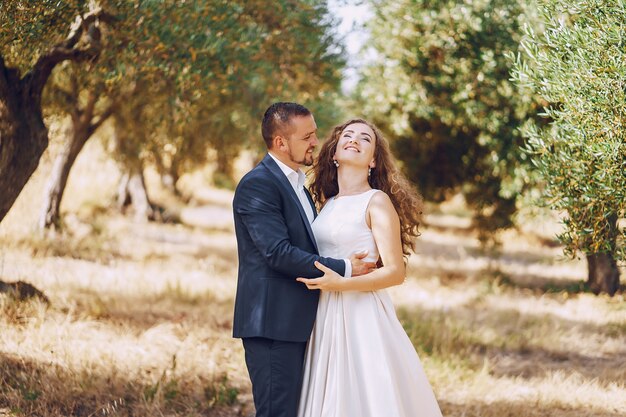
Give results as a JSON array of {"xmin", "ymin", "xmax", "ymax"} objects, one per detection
[{"xmin": 232, "ymin": 102, "xmax": 374, "ymax": 417}]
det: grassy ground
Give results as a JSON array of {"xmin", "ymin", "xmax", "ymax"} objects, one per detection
[{"xmin": 0, "ymin": 133, "xmax": 625, "ymax": 416}]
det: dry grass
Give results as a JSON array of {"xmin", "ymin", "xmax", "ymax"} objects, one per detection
[
  {"xmin": 1, "ymin": 128, "xmax": 625, "ymax": 416},
  {"xmin": 0, "ymin": 219, "xmax": 246, "ymax": 416}
]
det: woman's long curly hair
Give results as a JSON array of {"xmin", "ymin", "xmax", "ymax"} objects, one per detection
[{"xmin": 310, "ymin": 118, "xmax": 424, "ymax": 258}]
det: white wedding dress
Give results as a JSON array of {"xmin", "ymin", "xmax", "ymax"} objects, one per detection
[{"xmin": 298, "ymin": 189, "xmax": 443, "ymax": 417}]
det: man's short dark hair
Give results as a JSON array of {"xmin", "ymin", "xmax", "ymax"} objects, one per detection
[{"xmin": 261, "ymin": 102, "xmax": 311, "ymax": 149}]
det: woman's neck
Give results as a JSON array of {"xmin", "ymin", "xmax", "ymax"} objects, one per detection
[{"xmin": 336, "ymin": 165, "xmax": 371, "ymax": 196}]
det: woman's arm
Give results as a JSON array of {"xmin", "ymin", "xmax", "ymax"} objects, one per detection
[
  {"xmin": 297, "ymin": 191, "xmax": 406, "ymax": 292},
  {"xmin": 235, "ymin": 175, "xmax": 343, "ymax": 278}
]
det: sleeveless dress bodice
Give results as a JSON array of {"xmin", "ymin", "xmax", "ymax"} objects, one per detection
[
  {"xmin": 298, "ymin": 189, "xmax": 442, "ymax": 417},
  {"xmin": 311, "ymin": 189, "xmax": 379, "ymax": 262}
]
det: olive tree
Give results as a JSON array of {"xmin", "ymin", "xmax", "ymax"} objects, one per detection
[
  {"xmin": 0, "ymin": 1, "xmax": 114, "ymax": 222},
  {"xmin": 511, "ymin": 0, "xmax": 626, "ymax": 294},
  {"xmin": 356, "ymin": 0, "xmax": 543, "ymax": 239}
]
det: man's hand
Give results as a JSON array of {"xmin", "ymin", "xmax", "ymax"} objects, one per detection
[
  {"xmin": 350, "ymin": 250, "xmax": 377, "ymax": 276},
  {"xmin": 297, "ymin": 261, "xmax": 344, "ymax": 291}
]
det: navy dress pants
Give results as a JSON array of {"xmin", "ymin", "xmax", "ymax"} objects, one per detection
[{"xmin": 242, "ymin": 337, "xmax": 307, "ymax": 417}]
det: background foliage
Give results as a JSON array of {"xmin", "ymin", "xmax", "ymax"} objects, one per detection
[
  {"xmin": 511, "ymin": 0, "xmax": 626, "ymax": 271},
  {"xmin": 0, "ymin": 0, "xmax": 623, "ymax": 287},
  {"xmin": 1, "ymin": 0, "xmax": 345, "ymax": 187},
  {"xmin": 355, "ymin": 0, "xmax": 545, "ymax": 239}
]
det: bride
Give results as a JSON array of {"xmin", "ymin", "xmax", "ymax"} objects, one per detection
[{"xmin": 296, "ymin": 119, "xmax": 442, "ymax": 417}]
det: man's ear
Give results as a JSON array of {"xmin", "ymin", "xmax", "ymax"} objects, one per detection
[{"xmin": 273, "ymin": 135, "xmax": 287, "ymax": 151}]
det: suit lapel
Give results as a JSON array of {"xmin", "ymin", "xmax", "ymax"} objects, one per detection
[
  {"xmin": 261, "ymin": 154, "xmax": 319, "ymax": 251},
  {"xmin": 303, "ymin": 187, "xmax": 317, "ymax": 220}
]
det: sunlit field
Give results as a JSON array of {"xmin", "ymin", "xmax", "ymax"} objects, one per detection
[{"xmin": 1, "ymin": 132, "xmax": 625, "ymax": 417}]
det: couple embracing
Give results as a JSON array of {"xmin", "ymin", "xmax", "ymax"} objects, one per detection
[{"xmin": 232, "ymin": 102, "xmax": 442, "ymax": 417}]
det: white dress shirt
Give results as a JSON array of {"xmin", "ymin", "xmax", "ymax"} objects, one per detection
[
  {"xmin": 269, "ymin": 152, "xmax": 315, "ymax": 223},
  {"xmin": 268, "ymin": 152, "xmax": 352, "ymax": 277}
]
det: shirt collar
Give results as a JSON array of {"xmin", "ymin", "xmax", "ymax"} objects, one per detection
[{"xmin": 268, "ymin": 152, "xmax": 306, "ymax": 190}]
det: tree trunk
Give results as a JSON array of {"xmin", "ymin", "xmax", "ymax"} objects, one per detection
[
  {"xmin": 0, "ymin": 62, "xmax": 49, "ymax": 222},
  {"xmin": 39, "ymin": 83, "xmax": 115, "ymax": 230},
  {"xmin": 586, "ymin": 212, "xmax": 621, "ymax": 296},
  {"xmin": 39, "ymin": 119, "xmax": 90, "ymax": 230},
  {"xmin": 216, "ymin": 151, "xmax": 234, "ymax": 180},
  {"xmin": 0, "ymin": 8, "xmax": 109, "ymax": 223},
  {"xmin": 587, "ymin": 253, "xmax": 620, "ymax": 296},
  {"xmin": 111, "ymin": 112, "xmax": 156, "ymax": 222},
  {"xmin": 213, "ymin": 150, "xmax": 236, "ymax": 189},
  {"xmin": 160, "ymin": 172, "xmax": 180, "ymax": 195},
  {"xmin": 154, "ymin": 152, "xmax": 180, "ymax": 196},
  {"xmin": 116, "ymin": 165, "xmax": 156, "ymax": 222}
]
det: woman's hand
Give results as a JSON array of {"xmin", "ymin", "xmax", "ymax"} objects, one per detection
[{"xmin": 297, "ymin": 261, "xmax": 345, "ymax": 291}]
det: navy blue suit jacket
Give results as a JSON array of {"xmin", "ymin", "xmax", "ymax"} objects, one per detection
[{"xmin": 232, "ymin": 154, "xmax": 346, "ymax": 342}]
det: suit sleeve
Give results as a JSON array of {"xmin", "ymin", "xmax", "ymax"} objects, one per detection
[{"xmin": 234, "ymin": 175, "xmax": 346, "ymax": 278}]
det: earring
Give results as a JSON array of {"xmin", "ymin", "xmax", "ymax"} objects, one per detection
[
  {"xmin": 368, "ymin": 167, "xmax": 372, "ymax": 177},
  {"xmin": 333, "ymin": 160, "xmax": 339, "ymax": 168}
]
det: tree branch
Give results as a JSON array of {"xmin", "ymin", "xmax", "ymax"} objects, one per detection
[
  {"xmin": 60, "ymin": 6, "xmax": 115, "ymax": 51},
  {"xmin": 0, "ymin": 54, "xmax": 20, "ymax": 94},
  {"xmin": 22, "ymin": 7, "xmax": 115, "ymax": 108},
  {"xmin": 70, "ymin": 68, "xmax": 80, "ymax": 104},
  {"xmin": 88, "ymin": 100, "xmax": 116, "ymax": 136},
  {"xmin": 0, "ymin": 54, "xmax": 8, "ymax": 96},
  {"xmin": 83, "ymin": 90, "xmax": 98, "ymax": 124},
  {"xmin": 0, "ymin": 54, "xmax": 20, "ymax": 123},
  {"xmin": 54, "ymin": 86, "xmax": 77, "ymax": 109}
]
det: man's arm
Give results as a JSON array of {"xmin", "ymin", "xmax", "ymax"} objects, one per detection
[{"xmin": 235, "ymin": 175, "xmax": 345, "ymax": 278}]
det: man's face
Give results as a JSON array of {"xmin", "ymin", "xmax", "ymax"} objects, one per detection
[{"xmin": 284, "ymin": 115, "xmax": 318, "ymax": 167}]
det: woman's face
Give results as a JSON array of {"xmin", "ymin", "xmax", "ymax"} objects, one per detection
[{"xmin": 334, "ymin": 122, "xmax": 376, "ymax": 169}]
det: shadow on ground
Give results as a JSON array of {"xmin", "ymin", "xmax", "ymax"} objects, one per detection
[
  {"xmin": 439, "ymin": 399, "xmax": 625, "ymax": 417},
  {"xmin": 398, "ymin": 301, "xmax": 626, "ymax": 388},
  {"xmin": 0, "ymin": 352, "xmax": 243, "ymax": 417}
]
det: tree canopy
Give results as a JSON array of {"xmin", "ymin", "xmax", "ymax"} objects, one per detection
[
  {"xmin": 0, "ymin": 0, "xmax": 346, "ymax": 223},
  {"xmin": 356, "ymin": 0, "xmax": 543, "ymax": 238},
  {"xmin": 512, "ymin": 0, "xmax": 626, "ymax": 294}
]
